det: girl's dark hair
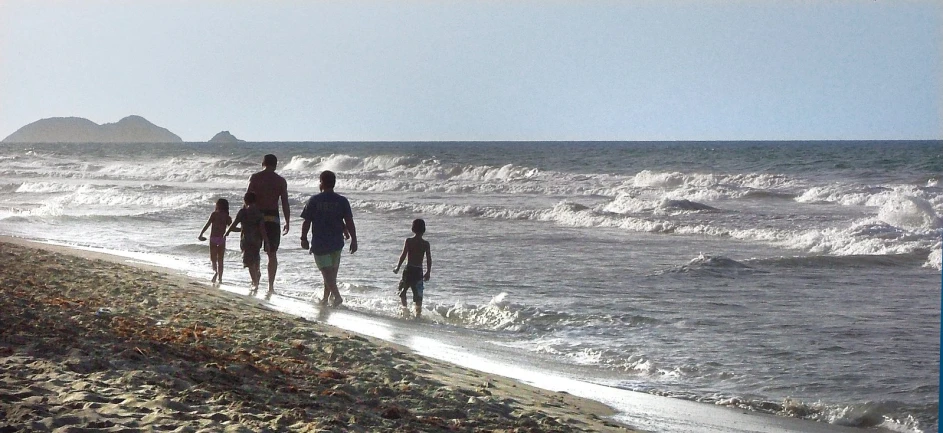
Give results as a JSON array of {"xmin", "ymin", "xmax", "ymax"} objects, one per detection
[
  {"xmin": 244, "ymin": 192, "xmax": 256, "ymax": 204},
  {"xmin": 412, "ymin": 218, "xmax": 426, "ymax": 234},
  {"xmin": 216, "ymin": 198, "xmax": 229, "ymax": 213}
]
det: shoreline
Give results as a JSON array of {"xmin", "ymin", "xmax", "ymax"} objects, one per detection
[
  {"xmin": 0, "ymin": 235, "xmax": 898, "ymax": 433},
  {"xmin": 0, "ymin": 236, "xmax": 631, "ymax": 432}
]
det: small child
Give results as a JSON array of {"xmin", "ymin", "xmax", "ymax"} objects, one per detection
[
  {"xmin": 226, "ymin": 192, "xmax": 269, "ymax": 293},
  {"xmin": 393, "ymin": 219, "xmax": 432, "ymax": 318},
  {"xmin": 198, "ymin": 198, "xmax": 232, "ymax": 285}
]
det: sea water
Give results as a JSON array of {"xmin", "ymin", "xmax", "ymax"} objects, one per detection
[{"xmin": 0, "ymin": 141, "xmax": 939, "ymax": 432}]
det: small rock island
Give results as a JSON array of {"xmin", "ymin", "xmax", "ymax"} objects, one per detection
[{"xmin": 208, "ymin": 131, "xmax": 245, "ymax": 143}]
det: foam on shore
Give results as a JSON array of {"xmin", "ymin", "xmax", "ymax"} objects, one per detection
[{"xmin": 0, "ymin": 236, "xmax": 884, "ymax": 433}]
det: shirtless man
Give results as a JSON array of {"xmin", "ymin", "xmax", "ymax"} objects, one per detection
[{"xmin": 247, "ymin": 154, "xmax": 290, "ymax": 294}]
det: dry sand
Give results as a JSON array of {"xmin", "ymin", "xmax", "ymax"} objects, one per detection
[{"xmin": 0, "ymin": 237, "xmax": 636, "ymax": 432}]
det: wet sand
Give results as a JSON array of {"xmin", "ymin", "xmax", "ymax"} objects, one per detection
[{"xmin": 0, "ymin": 237, "xmax": 633, "ymax": 432}]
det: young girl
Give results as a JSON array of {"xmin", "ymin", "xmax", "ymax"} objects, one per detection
[{"xmin": 198, "ymin": 198, "xmax": 232, "ymax": 285}]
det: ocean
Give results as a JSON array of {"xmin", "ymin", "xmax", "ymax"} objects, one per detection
[{"xmin": 0, "ymin": 141, "xmax": 940, "ymax": 432}]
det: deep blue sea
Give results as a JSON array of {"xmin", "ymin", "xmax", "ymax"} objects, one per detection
[{"xmin": 1, "ymin": 141, "xmax": 940, "ymax": 432}]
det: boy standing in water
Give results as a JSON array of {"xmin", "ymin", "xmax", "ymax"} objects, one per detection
[
  {"xmin": 226, "ymin": 192, "xmax": 269, "ymax": 294},
  {"xmin": 393, "ymin": 219, "xmax": 432, "ymax": 318},
  {"xmin": 197, "ymin": 198, "xmax": 232, "ymax": 285}
]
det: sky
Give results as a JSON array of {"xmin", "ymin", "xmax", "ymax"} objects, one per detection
[{"xmin": 1, "ymin": 1, "xmax": 940, "ymax": 142}]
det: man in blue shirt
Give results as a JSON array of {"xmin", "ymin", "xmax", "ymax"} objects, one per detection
[{"xmin": 300, "ymin": 170, "xmax": 358, "ymax": 306}]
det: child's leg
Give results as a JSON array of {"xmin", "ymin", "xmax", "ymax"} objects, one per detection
[
  {"xmin": 250, "ymin": 265, "xmax": 261, "ymax": 288},
  {"xmin": 214, "ymin": 244, "xmax": 225, "ymax": 283},
  {"xmin": 398, "ymin": 282, "xmax": 408, "ymax": 307},
  {"xmin": 209, "ymin": 245, "xmax": 219, "ymax": 282},
  {"xmin": 414, "ymin": 281, "xmax": 424, "ymax": 317}
]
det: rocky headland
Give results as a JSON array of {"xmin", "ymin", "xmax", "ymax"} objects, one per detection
[{"xmin": 2, "ymin": 115, "xmax": 183, "ymax": 143}]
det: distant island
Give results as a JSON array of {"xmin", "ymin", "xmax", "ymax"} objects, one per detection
[
  {"xmin": 2, "ymin": 115, "xmax": 183, "ymax": 143},
  {"xmin": 208, "ymin": 130, "xmax": 245, "ymax": 143}
]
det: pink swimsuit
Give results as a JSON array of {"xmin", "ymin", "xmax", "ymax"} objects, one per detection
[{"xmin": 210, "ymin": 236, "xmax": 226, "ymax": 247}]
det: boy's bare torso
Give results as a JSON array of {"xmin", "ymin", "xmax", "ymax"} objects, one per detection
[{"xmin": 405, "ymin": 237, "xmax": 429, "ymax": 267}]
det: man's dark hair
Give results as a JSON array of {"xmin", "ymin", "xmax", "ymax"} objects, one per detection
[
  {"xmin": 320, "ymin": 170, "xmax": 337, "ymax": 189},
  {"xmin": 263, "ymin": 154, "xmax": 278, "ymax": 168},
  {"xmin": 244, "ymin": 191, "xmax": 257, "ymax": 204}
]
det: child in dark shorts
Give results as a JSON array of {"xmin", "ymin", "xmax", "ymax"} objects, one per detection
[
  {"xmin": 226, "ymin": 192, "xmax": 269, "ymax": 293},
  {"xmin": 393, "ymin": 219, "xmax": 432, "ymax": 318}
]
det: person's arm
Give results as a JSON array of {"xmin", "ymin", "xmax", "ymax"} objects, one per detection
[
  {"xmin": 300, "ymin": 219, "xmax": 311, "ymax": 251},
  {"xmin": 281, "ymin": 179, "xmax": 290, "ymax": 235},
  {"xmin": 225, "ymin": 213, "xmax": 241, "ymax": 237},
  {"xmin": 423, "ymin": 241, "xmax": 432, "ymax": 281},
  {"xmin": 343, "ymin": 215, "xmax": 357, "ymax": 254},
  {"xmin": 393, "ymin": 240, "xmax": 408, "ymax": 273},
  {"xmin": 198, "ymin": 215, "xmax": 212, "ymax": 241},
  {"xmin": 246, "ymin": 173, "xmax": 256, "ymax": 193}
]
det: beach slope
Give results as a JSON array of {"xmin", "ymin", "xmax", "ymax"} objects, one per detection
[{"xmin": 0, "ymin": 239, "xmax": 632, "ymax": 432}]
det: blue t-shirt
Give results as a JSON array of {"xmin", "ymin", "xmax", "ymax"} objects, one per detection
[{"xmin": 300, "ymin": 191, "xmax": 352, "ymax": 255}]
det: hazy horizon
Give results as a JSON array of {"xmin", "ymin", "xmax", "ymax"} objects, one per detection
[{"xmin": 2, "ymin": 1, "xmax": 940, "ymax": 142}]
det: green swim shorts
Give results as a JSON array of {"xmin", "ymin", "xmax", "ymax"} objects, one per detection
[{"xmin": 314, "ymin": 250, "xmax": 342, "ymax": 270}]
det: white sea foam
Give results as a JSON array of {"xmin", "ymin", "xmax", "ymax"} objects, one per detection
[
  {"xmin": 796, "ymin": 185, "xmax": 874, "ymax": 205},
  {"xmin": 925, "ymin": 245, "xmax": 942, "ymax": 271},
  {"xmin": 14, "ymin": 185, "xmax": 211, "ymax": 218},
  {"xmin": 436, "ymin": 292, "xmax": 524, "ymax": 331},
  {"xmin": 604, "ymin": 193, "xmax": 724, "ymax": 216},
  {"xmin": 795, "ymin": 184, "xmax": 939, "ymax": 213},
  {"xmin": 632, "ymin": 170, "xmax": 794, "ymax": 192},
  {"xmin": 356, "ymin": 195, "xmax": 939, "ymax": 258},
  {"xmin": 877, "ymin": 195, "xmax": 942, "ymax": 231},
  {"xmin": 15, "ymin": 182, "xmax": 81, "ymax": 193},
  {"xmin": 94, "ymin": 157, "xmax": 248, "ymax": 184},
  {"xmin": 284, "ymin": 156, "xmax": 815, "ymax": 207}
]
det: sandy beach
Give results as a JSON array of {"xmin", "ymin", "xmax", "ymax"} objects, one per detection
[{"xmin": 0, "ymin": 237, "xmax": 634, "ymax": 433}]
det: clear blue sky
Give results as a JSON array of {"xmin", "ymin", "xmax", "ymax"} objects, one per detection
[{"xmin": 1, "ymin": 1, "xmax": 940, "ymax": 142}]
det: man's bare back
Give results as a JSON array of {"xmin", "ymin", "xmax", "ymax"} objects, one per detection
[
  {"xmin": 247, "ymin": 170, "xmax": 288, "ymax": 213},
  {"xmin": 245, "ymin": 154, "xmax": 290, "ymax": 294}
]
